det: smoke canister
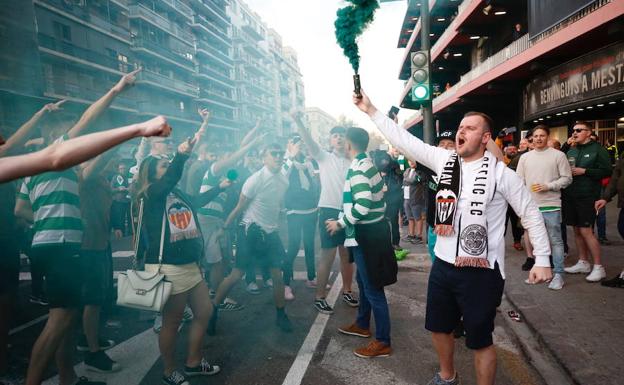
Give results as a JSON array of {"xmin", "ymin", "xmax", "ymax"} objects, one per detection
[{"xmin": 353, "ymin": 74, "xmax": 362, "ymax": 99}]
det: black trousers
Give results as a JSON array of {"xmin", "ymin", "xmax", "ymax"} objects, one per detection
[
  {"xmin": 386, "ymin": 199, "xmax": 402, "ymax": 246},
  {"xmin": 505, "ymin": 207, "xmax": 523, "ymax": 243},
  {"xmin": 283, "ymin": 212, "xmax": 317, "ymax": 285}
]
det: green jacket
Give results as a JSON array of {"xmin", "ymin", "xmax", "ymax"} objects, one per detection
[
  {"xmin": 564, "ymin": 140, "xmax": 612, "ymax": 199},
  {"xmin": 603, "ymin": 158, "xmax": 624, "ymax": 208}
]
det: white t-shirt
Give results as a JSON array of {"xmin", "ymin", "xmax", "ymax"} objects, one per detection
[
  {"xmin": 314, "ymin": 150, "xmax": 351, "ymax": 210},
  {"xmin": 371, "ymin": 111, "xmax": 551, "ymax": 279},
  {"xmin": 241, "ymin": 166, "xmax": 289, "ymax": 233}
]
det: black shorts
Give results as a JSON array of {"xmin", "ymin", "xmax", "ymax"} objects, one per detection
[
  {"xmin": 562, "ymin": 196, "xmax": 596, "ymax": 227},
  {"xmin": 29, "ymin": 245, "xmax": 83, "ymax": 309},
  {"xmin": 318, "ymin": 208, "xmax": 346, "ymax": 249},
  {"xmin": 80, "ymin": 249, "xmax": 113, "ymax": 306},
  {"xmin": 425, "ymin": 258, "xmax": 505, "ymax": 350},
  {"xmin": 0, "ymin": 244, "xmax": 20, "ymax": 295},
  {"xmin": 235, "ymin": 224, "xmax": 285, "ymax": 271}
]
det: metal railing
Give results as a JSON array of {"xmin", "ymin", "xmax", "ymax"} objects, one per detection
[
  {"xmin": 196, "ymin": 65, "xmax": 234, "ymax": 86},
  {"xmin": 43, "ymin": 75, "xmax": 136, "ymax": 109},
  {"xmin": 161, "ymin": 0, "xmax": 193, "ymax": 19},
  {"xmin": 38, "ymin": 33, "xmax": 127, "ymax": 71},
  {"xmin": 137, "ymin": 70, "xmax": 199, "ymax": 97},
  {"xmin": 196, "ymin": 40, "xmax": 233, "ymax": 66},
  {"xmin": 431, "ymin": 0, "xmax": 612, "ymax": 110},
  {"xmin": 128, "ymin": 4, "xmax": 193, "ymax": 42},
  {"xmin": 197, "ymin": 90, "xmax": 236, "ymax": 107},
  {"xmin": 132, "ymin": 38, "xmax": 195, "ymax": 70},
  {"xmin": 191, "ymin": 15, "xmax": 230, "ymax": 45}
]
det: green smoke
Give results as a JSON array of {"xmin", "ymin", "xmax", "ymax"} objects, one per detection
[{"xmin": 335, "ymin": 0, "xmax": 379, "ymax": 74}]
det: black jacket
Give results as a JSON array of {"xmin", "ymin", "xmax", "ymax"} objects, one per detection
[
  {"xmin": 354, "ymin": 220, "xmax": 397, "ymax": 289},
  {"xmin": 138, "ymin": 153, "xmax": 224, "ymax": 265}
]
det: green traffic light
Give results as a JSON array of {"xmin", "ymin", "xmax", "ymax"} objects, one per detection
[{"xmin": 413, "ymin": 85, "xmax": 428, "ymax": 100}]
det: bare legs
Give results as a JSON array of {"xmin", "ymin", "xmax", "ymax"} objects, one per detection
[
  {"xmin": 315, "ymin": 246, "xmax": 354, "ymax": 299},
  {"xmin": 573, "ymin": 226, "xmax": 602, "ymax": 265},
  {"xmin": 431, "ymin": 332, "xmax": 496, "ymax": 385}
]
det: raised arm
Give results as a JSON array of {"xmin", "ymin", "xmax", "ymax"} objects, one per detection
[
  {"xmin": 0, "ymin": 116, "xmax": 170, "ymax": 184},
  {"xmin": 67, "ymin": 68, "xmax": 141, "ymax": 139},
  {"xmin": 353, "ymin": 89, "xmax": 449, "ymax": 172},
  {"xmin": 0, "ymin": 100, "xmax": 66, "ymax": 157},
  {"xmin": 240, "ymin": 118, "xmax": 262, "ymax": 147},
  {"xmin": 291, "ymin": 111, "xmax": 321, "ymax": 157},
  {"xmin": 224, "ymin": 194, "xmax": 250, "ymax": 229},
  {"xmin": 211, "ymin": 132, "xmax": 266, "ymax": 176}
]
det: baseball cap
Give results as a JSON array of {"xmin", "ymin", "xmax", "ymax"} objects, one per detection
[
  {"xmin": 436, "ymin": 130, "xmax": 456, "ymax": 144},
  {"xmin": 330, "ymin": 126, "xmax": 346, "ymax": 135}
]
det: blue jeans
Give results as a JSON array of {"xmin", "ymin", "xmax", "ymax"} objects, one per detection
[
  {"xmin": 352, "ymin": 246, "xmax": 391, "ymax": 345},
  {"xmin": 542, "ymin": 211, "xmax": 565, "ymax": 275}
]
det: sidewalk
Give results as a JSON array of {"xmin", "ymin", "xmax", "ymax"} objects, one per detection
[{"xmin": 503, "ymin": 203, "xmax": 624, "ymax": 385}]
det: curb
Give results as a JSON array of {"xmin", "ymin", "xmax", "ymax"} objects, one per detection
[{"xmin": 502, "ymin": 292, "xmax": 579, "ymax": 385}]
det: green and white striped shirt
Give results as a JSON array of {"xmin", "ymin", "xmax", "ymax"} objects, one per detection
[
  {"xmin": 337, "ymin": 153, "xmax": 386, "ymax": 246},
  {"xmin": 17, "ymin": 136, "xmax": 83, "ymax": 248},
  {"xmin": 198, "ymin": 164, "xmax": 228, "ymax": 219}
]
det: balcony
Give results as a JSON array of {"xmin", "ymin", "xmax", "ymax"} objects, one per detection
[
  {"xmin": 128, "ymin": 4, "xmax": 193, "ymax": 43},
  {"xmin": 38, "ymin": 33, "xmax": 128, "ymax": 73},
  {"xmin": 42, "ymin": 75, "xmax": 136, "ymax": 111},
  {"xmin": 241, "ymin": 23, "xmax": 264, "ymax": 41},
  {"xmin": 35, "ymin": 0, "xmax": 130, "ymax": 41},
  {"xmin": 196, "ymin": 90, "xmax": 236, "ymax": 108},
  {"xmin": 195, "ymin": 65, "xmax": 234, "ymax": 88},
  {"xmin": 136, "ymin": 101, "xmax": 199, "ymax": 125},
  {"xmin": 131, "ymin": 38, "xmax": 195, "ymax": 71},
  {"xmin": 242, "ymin": 43, "xmax": 265, "ymax": 58},
  {"xmin": 189, "ymin": 0, "xmax": 229, "ymax": 25},
  {"xmin": 160, "ymin": 0, "xmax": 193, "ymax": 20},
  {"xmin": 196, "ymin": 40, "xmax": 233, "ymax": 67},
  {"xmin": 135, "ymin": 70, "xmax": 199, "ymax": 97},
  {"xmin": 207, "ymin": 116, "xmax": 237, "ymax": 129},
  {"xmin": 191, "ymin": 15, "xmax": 231, "ymax": 46}
]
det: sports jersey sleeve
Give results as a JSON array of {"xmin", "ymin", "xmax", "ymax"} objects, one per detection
[
  {"xmin": 17, "ymin": 179, "xmax": 30, "ymax": 202},
  {"xmin": 371, "ymin": 110, "xmax": 450, "ymax": 174}
]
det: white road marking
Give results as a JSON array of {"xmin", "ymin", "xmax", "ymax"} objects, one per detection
[
  {"xmin": 9, "ymin": 314, "xmax": 49, "ymax": 335},
  {"xmin": 43, "ymin": 327, "xmax": 160, "ymax": 385},
  {"xmin": 281, "ymin": 273, "xmax": 343, "ymax": 385}
]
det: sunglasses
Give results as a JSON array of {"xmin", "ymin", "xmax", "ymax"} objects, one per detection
[
  {"xmin": 269, "ymin": 150, "xmax": 285, "ymax": 158},
  {"xmin": 573, "ymin": 128, "xmax": 589, "ymax": 133}
]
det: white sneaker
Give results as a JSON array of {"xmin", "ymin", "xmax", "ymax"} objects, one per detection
[
  {"xmin": 264, "ymin": 279, "xmax": 274, "ymax": 288},
  {"xmin": 548, "ymin": 274, "xmax": 564, "ymax": 290},
  {"xmin": 284, "ymin": 286, "xmax": 295, "ymax": 301},
  {"xmin": 564, "ymin": 260, "xmax": 591, "ymax": 274},
  {"xmin": 246, "ymin": 282, "xmax": 261, "ymax": 295},
  {"xmin": 586, "ymin": 265, "xmax": 606, "ymax": 282}
]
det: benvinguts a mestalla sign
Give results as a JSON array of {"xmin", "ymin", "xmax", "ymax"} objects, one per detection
[{"xmin": 523, "ymin": 42, "xmax": 624, "ymax": 120}]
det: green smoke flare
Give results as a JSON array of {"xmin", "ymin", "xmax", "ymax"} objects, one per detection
[{"xmin": 335, "ymin": 0, "xmax": 379, "ymax": 74}]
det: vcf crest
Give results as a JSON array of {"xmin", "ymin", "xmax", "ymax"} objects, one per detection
[
  {"xmin": 167, "ymin": 202, "xmax": 192, "ymax": 230},
  {"xmin": 435, "ymin": 189, "xmax": 456, "ymax": 223}
]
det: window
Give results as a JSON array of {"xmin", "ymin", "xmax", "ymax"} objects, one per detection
[
  {"xmin": 53, "ymin": 21, "xmax": 72, "ymax": 41},
  {"xmin": 179, "ymin": 101, "xmax": 185, "ymax": 111}
]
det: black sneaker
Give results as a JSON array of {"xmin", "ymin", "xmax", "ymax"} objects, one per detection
[
  {"xmin": 217, "ymin": 300, "xmax": 244, "ymax": 312},
  {"xmin": 207, "ymin": 307, "xmax": 218, "ymax": 336},
  {"xmin": 75, "ymin": 376, "xmax": 106, "ymax": 385},
  {"xmin": 184, "ymin": 358, "xmax": 220, "ymax": 377},
  {"xmin": 601, "ymin": 275, "xmax": 624, "ymax": 288},
  {"xmin": 276, "ymin": 312, "xmax": 293, "ymax": 332},
  {"xmin": 28, "ymin": 295, "xmax": 48, "ymax": 306},
  {"xmin": 314, "ymin": 298, "xmax": 334, "ymax": 314},
  {"xmin": 411, "ymin": 236, "xmax": 423, "ymax": 244},
  {"xmin": 342, "ymin": 292, "xmax": 359, "ymax": 307},
  {"xmin": 521, "ymin": 257, "xmax": 535, "ymax": 271},
  {"xmin": 599, "ymin": 237, "xmax": 611, "ymax": 245},
  {"xmin": 77, "ymin": 335, "xmax": 115, "ymax": 352},
  {"xmin": 84, "ymin": 350, "xmax": 121, "ymax": 373},
  {"xmin": 162, "ymin": 370, "xmax": 189, "ymax": 385}
]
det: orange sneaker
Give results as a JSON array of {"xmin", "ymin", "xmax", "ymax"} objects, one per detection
[
  {"xmin": 353, "ymin": 340, "xmax": 392, "ymax": 358},
  {"xmin": 338, "ymin": 323, "xmax": 371, "ymax": 338}
]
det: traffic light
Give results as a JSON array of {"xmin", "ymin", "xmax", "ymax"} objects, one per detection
[{"xmin": 411, "ymin": 50, "xmax": 431, "ymax": 105}]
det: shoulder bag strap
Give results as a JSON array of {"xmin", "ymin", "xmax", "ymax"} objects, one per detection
[
  {"xmin": 158, "ymin": 209, "xmax": 166, "ymax": 272},
  {"xmin": 132, "ymin": 198, "xmax": 144, "ymax": 271}
]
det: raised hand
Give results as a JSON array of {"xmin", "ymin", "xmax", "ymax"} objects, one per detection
[
  {"xmin": 198, "ymin": 108, "xmax": 210, "ymax": 123},
  {"xmin": 112, "ymin": 67, "xmax": 141, "ymax": 93},
  {"xmin": 352, "ymin": 88, "xmax": 377, "ymax": 116},
  {"xmin": 43, "ymin": 100, "xmax": 66, "ymax": 113},
  {"xmin": 139, "ymin": 116, "xmax": 171, "ymax": 138},
  {"xmin": 178, "ymin": 135, "xmax": 198, "ymax": 155}
]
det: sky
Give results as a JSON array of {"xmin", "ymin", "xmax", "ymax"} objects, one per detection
[{"xmin": 244, "ymin": 0, "xmax": 408, "ymax": 132}]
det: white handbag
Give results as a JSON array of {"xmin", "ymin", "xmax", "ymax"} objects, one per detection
[{"xmin": 117, "ymin": 199, "xmax": 172, "ymax": 312}]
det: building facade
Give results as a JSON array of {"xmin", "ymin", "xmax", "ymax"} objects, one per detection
[
  {"xmin": 0, "ymin": 0, "xmax": 305, "ymax": 145},
  {"xmin": 395, "ymin": 0, "xmax": 624, "ymax": 147},
  {"xmin": 305, "ymin": 107, "xmax": 338, "ymax": 148}
]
